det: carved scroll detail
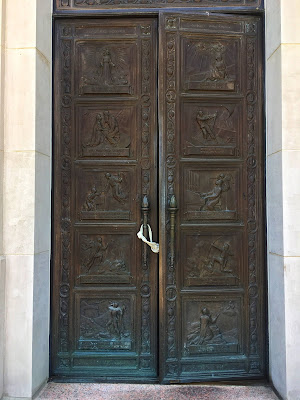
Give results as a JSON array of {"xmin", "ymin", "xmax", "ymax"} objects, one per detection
[
  {"xmin": 59, "ymin": 38, "xmax": 72, "ymax": 364},
  {"xmin": 165, "ymin": 31, "xmax": 178, "ymax": 369},
  {"xmin": 140, "ymin": 38, "xmax": 152, "ymax": 366},
  {"xmin": 246, "ymin": 35, "xmax": 260, "ymax": 372}
]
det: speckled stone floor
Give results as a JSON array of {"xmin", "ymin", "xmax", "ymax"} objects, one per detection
[{"xmin": 37, "ymin": 383, "xmax": 279, "ymax": 400}]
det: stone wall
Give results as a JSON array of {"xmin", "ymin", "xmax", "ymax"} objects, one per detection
[
  {"xmin": 1, "ymin": 0, "xmax": 52, "ymax": 398},
  {"xmin": 0, "ymin": 0, "xmax": 5, "ymax": 397},
  {"xmin": 266, "ymin": 1, "xmax": 300, "ymax": 399}
]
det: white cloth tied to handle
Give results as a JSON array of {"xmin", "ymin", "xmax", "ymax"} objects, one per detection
[{"xmin": 137, "ymin": 224, "xmax": 159, "ymax": 253}]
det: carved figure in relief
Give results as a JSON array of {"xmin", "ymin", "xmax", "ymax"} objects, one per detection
[
  {"xmin": 200, "ymin": 174, "xmax": 231, "ymax": 211},
  {"xmin": 84, "ymin": 236, "xmax": 108, "ymax": 272},
  {"xmin": 101, "ymin": 49, "xmax": 116, "ymax": 86},
  {"xmin": 81, "ymin": 235, "xmax": 128, "ymax": 276},
  {"xmin": 84, "ymin": 111, "xmax": 119, "ymax": 148},
  {"xmin": 96, "ymin": 48, "xmax": 129, "ymax": 86},
  {"xmin": 105, "ymin": 172, "xmax": 128, "ymax": 204},
  {"xmin": 208, "ymin": 43, "xmax": 227, "ymax": 81},
  {"xmin": 82, "ymin": 111, "xmax": 130, "ymax": 155},
  {"xmin": 207, "ymin": 242, "xmax": 234, "ymax": 273},
  {"xmin": 188, "ymin": 307, "xmax": 224, "ymax": 346},
  {"xmin": 186, "ymin": 41, "xmax": 235, "ymax": 91},
  {"xmin": 81, "ymin": 46, "xmax": 131, "ymax": 94},
  {"xmin": 79, "ymin": 299, "xmax": 131, "ymax": 351},
  {"xmin": 107, "ymin": 302, "xmax": 125, "ymax": 338},
  {"xmin": 186, "ymin": 301, "xmax": 240, "ymax": 353},
  {"xmin": 199, "ymin": 307, "xmax": 221, "ymax": 344},
  {"xmin": 82, "ymin": 185, "xmax": 99, "ymax": 211},
  {"xmin": 196, "ymin": 110, "xmax": 217, "ymax": 141},
  {"xmin": 187, "ymin": 238, "xmax": 237, "ymax": 281},
  {"xmin": 81, "ymin": 173, "xmax": 128, "ymax": 214},
  {"xmin": 184, "ymin": 105, "xmax": 238, "ymax": 156}
]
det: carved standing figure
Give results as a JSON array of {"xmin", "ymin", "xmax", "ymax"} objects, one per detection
[
  {"xmin": 196, "ymin": 110, "xmax": 217, "ymax": 141},
  {"xmin": 107, "ymin": 302, "xmax": 125, "ymax": 338},
  {"xmin": 208, "ymin": 43, "xmax": 227, "ymax": 81},
  {"xmin": 83, "ymin": 113, "xmax": 103, "ymax": 148},
  {"xmin": 85, "ymin": 236, "xmax": 108, "ymax": 272},
  {"xmin": 100, "ymin": 48, "xmax": 115, "ymax": 86},
  {"xmin": 105, "ymin": 173, "xmax": 128, "ymax": 204},
  {"xmin": 100, "ymin": 111, "xmax": 120, "ymax": 146},
  {"xmin": 209, "ymin": 242, "xmax": 234, "ymax": 272}
]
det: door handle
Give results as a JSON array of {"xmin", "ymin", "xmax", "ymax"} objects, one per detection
[
  {"xmin": 137, "ymin": 223, "xmax": 159, "ymax": 253},
  {"xmin": 168, "ymin": 195, "xmax": 178, "ymax": 268}
]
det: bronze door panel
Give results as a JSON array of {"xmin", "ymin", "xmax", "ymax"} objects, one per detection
[
  {"xmin": 52, "ymin": 18, "xmax": 158, "ymax": 380},
  {"xmin": 159, "ymin": 12, "xmax": 265, "ymax": 382},
  {"xmin": 52, "ymin": 13, "xmax": 265, "ymax": 383}
]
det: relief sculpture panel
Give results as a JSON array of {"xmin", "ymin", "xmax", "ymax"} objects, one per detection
[
  {"xmin": 182, "ymin": 166, "xmax": 240, "ymax": 221},
  {"xmin": 77, "ymin": 42, "xmax": 136, "ymax": 95},
  {"xmin": 182, "ymin": 38, "xmax": 240, "ymax": 92},
  {"xmin": 181, "ymin": 102, "xmax": 241, "ymax": 157},
  {"xmin": 78, "ymin": 297, "xmax": 134, "ymax": 351},
  {"xmin": 77, "ymin": 167, "xmax": 136, "ymax": 221},
  {"xmin": 183, "ymin": 232, "xmax": 242, "ymax": 286},
  {"xmin": 183, "ymin": 299, "xmax": 242, "ymax": 356},
  {"xmin": 76, "ymin": 232, "xmax": 134, "ymax": 284},
  {"xmin": 77, "ymin": 105, "xmax": 135, "ymax": 158}
]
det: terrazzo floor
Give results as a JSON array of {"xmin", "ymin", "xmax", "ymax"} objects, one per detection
[{"xmin": 36, "ymin": 383, "xmax": 280, "ymax": 400}]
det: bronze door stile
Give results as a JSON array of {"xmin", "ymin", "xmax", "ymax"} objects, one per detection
[{"xmin": 52, "ymin": 11, "xmax": 265, "ymax": 383}]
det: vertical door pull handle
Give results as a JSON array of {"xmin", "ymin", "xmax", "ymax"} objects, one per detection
[{"xmin": 168, "ymin": 195, "xmax": 178, "ymax": 268}]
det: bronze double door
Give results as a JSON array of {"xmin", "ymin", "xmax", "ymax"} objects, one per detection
[{"xmin": 52, "ymin": 13, "xmax": 265, "ymax": 383}]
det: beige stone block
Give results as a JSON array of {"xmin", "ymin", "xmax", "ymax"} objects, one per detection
[
  {"xmin": 4, "ymin": 255, "xmax": 33, "ymax": 398},
  {"xmin": 3, "ymin": 151, "xmax": 35, "ymax": 255},
  {"xmin": 32, "ymin": 251, "xmax": 50, "ymax": 394},
  {"xmin": 281, "ymin": 0, "xmax": 300, "ymax": 44},
  {"xmin": 268, "ymin": 253, "xmax": 287, "ymax": 399},
  {"xmin": 282, "ymin": 150, "xmax": 300, "ymax": 257},
  {"xmin": 266, "ymin": 46, "xmax": 282, "ymax": 156},
  {"xmin": 0, "ymin": 150, "xmax": 3, "ymax": 256},
  {"xmin": 36, "ymin": 51, "xmax": 51, "ymax": 157},
  {"xmin": 265, "ymin": 0, "xmax": 281, "ymax": 59},
  {"xmin": 267, "ymin": 151, "xmax": 284, "ymax": 256},
  {"xmin": 4, "ymin": 48, "xmax": 36, "ymax": 152},
  {"xmin": 5, "ymin": 0, "xmax": 36, "ymax": 49},
  {"xmin": 282, "ymin": 44, "xmax": 300, "ymax": 150},
  {"xmin": 36, "ymin": 0, "xmax": 52, "ymax": 62},
  {"xmin": 284, "ymin": 257, "xmax": 300, "ymax": 400},
  {"xmin": 0, "ymin": 257, "xmax": 5, "ymax": 399},
  {"xmin": 35, "ymin": 153, "xmax": 51, "ymax": 254},
  {"xmin": 0, "ymin": 5, "xmax": 4, "ymax": 154}
]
